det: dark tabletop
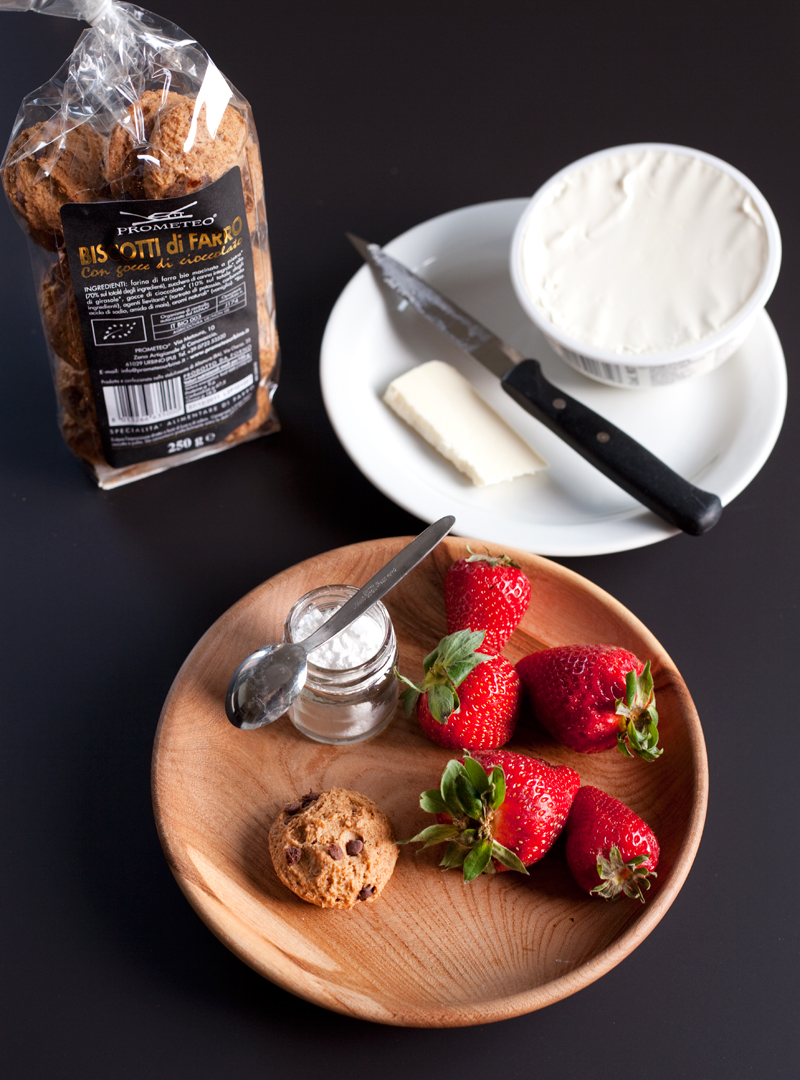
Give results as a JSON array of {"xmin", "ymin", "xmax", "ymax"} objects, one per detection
[{"xmin": 1, "ymin": 1, "xmax": 797, "ymax": 1076}]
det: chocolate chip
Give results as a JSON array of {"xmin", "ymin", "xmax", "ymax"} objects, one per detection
[
  {"xmin": 358, "ymin": 884, "xmax": 376, "ymax": 901},
  {"xmin": 284, "ymin": 800, "xmax": 302, "ymax": 815},
  {"xmin": 301, "ymin": 791, "xmax": 320, "ymax": 806},
  {"xmin": 346, "ymin": 839, "xmax": 364, "ymax": 856},
  {"xmin": 327, "ymin": 844, "xmax": 343, "ymax": 860},
  {"xmin": 286, "ymin": 846, "xmax": 301, "ymax": 865}
]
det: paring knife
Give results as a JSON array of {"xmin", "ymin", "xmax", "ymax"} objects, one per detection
[{"xmin": 347, "ymin": 233, "xmax": 723, "ymax": 537}]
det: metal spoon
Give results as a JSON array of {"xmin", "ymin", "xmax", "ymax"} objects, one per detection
[{"xmin": 225, "ymin": 515, "xmax": 455, "ymax": 730}]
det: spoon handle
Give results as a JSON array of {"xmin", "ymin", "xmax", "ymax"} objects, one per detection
[{"xmin": 300, "ymin": 515, "xmax": 456, "ymax": 654}]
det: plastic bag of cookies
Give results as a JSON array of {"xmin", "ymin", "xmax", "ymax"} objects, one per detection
[{"xmin": 1, "ymin": 0, "xmax": 279, "ymax": 487}]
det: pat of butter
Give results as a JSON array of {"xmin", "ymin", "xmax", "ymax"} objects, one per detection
[{"xmin": 383, "ymin": 360, "xmax": 547, "ymax": 486}]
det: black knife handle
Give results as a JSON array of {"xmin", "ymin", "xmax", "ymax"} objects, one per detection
[{"xmin": 501, "ymin": 360, "xmax": 722, "ymax": 536}]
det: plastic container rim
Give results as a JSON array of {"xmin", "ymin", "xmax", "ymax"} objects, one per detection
[{"xmin": 509, "ymin": 141, "xmax": 782, "ymax": 369}]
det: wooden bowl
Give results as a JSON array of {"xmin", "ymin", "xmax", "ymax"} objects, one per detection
[{"xmin": 152, "ymin": 536, "xmax": 707, "ymax": 1026}]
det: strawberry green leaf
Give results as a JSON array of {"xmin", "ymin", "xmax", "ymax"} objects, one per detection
[
  {"xmin": 490, "ymin": 841, "xmax": 530, "ymax": 875},
  {"xmin": 462, "ymin": 754, "xmax": 491, "ymax": 794},
  {"xmin": 419, "ymin": 789, "xmax": 449, "ymax": 814},
  {"xmin": 440, "ymin": 842, "xmax": 468, "ymax": 870},
  {"xmin": 399, "ymin": 823, "xmax": 460, "ymax": 847},
  {"xmin": 457, "ymin": 628, "xmax": 487, "ymax": 653},
  {"xmin": 427, "ymin": 682, "xmax": 458, "ymax": 724},
  {"xmin": 463, "ymin": 839, "xmax": 494, "ymax": 882},
  {"xmin": 399, "ymin": 683, "xmax": 421, "ymax": 718},
  {"xmin": 455, "ymin": 773, "xmax": 483, "ymax": 820},
  {"xmin": 440, "ymin": 759, "xmax": 466, "ymax": 817},
  {"xmin": 437, "ymin": 629, "xmax": 485, "ymax": 666},
  {"xmin": 626, "ymin": 854, "xmax": 650, "ymax": 869},
  {"xmin": 616, "ymin": 662, "xmax": 655, "ymax": 720},
  {"xmin": 488, "ymin": 765, "xmax": 506, "ymax": 810},
  {"xmin": 618, "ymin": 716, "xmax": 662, "ymax": 761},
  {"xmin": 409, "ymin": 632, "xmax": 494, "ymax": 721},
  {"xmin": 425, "ymin": 631, "xmax": 488, "ymax": 676},
  {"xmin": 446, "ymin": 657, "xmax": 485, "ymax": 688},
  {"xmin": 422, "ymin": 645, "xmax": 439, "ymax": 674},
  {"xmin": 395, "ymin": 670, "xmax": 420, "ymax": 691}
]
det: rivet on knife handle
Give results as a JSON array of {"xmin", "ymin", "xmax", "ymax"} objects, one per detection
[{"xmin": 501, "ymin": 360, "xmax": 723, "ymax": 536}]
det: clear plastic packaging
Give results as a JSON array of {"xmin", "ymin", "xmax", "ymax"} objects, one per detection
[{"xmin": 1, "ymin": 0, "xmax": 279, "ymax": 487}]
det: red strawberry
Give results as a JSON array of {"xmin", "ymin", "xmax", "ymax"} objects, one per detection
[
  {"xmin": 516, "ymin": 644, "xmax": 661, "ymax": 760},
  {"xmin": 566, "ymin": 786, "xmax": 659, "ymax": 902},
  {"xmin": 403, "ymin": 749, "xmax": 580, "ymax": 881},
  {"xmin": 444, "ymin": 549, "xmax": 531, "ymax": 653},
  {"xmin": 397, "ymin": 629, "xmax": 521, "ymax": 750}
]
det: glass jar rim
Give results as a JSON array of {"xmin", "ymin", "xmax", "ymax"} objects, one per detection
[{"xmin": 283, "ymin": 584, "xmax": 395, "ymax": 689}]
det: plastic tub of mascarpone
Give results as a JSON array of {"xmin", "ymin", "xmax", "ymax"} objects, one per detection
[{"xmin": 510, "ymin": 143, "xmax": 781, "ymax": 388}]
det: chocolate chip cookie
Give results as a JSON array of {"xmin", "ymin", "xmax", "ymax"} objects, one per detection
[
  {"xmin": 103, "ymin": 89, "xmax": 184, "ymax": 198},
  {"xmin": 142, "ymin": 97, "xmax": 248, "ymax": 200},
  {"xmin": 3, "ymin": 121, "xmax": 107, "ymax": 250},
  {"xmin": 269, "ymin": 788, "xmax": 398, "ymax": 909}
]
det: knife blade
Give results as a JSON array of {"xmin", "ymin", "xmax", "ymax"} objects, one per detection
[{"xmin": 347, "ymin": 233, "xmax": 722, "ymax": 537}]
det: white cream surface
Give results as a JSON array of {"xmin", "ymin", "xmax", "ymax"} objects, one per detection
[
  {"xmin": 519, "ymin": 148, "xmax": 768, "ymax": 355},
  {"xmin": 294, "ymin": 605, "xmax": 383, "ymax": 670}
]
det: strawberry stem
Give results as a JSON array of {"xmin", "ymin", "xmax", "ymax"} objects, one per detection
[
  {"xmin": 395, "ymin": 630, "xmax": 492, "ymax": 724},
  {"xmin": 400, "ymin": 753, "xmax": 529, "ymax": 882},
  {"xmin": 591, "ymin": 844, "xmax": 657, "ymax": 902},
  {"xmin": 463, "ymin": 545, "xmax": 521, "ymax": 569},
  {"xmin": 614, "ymin": 661, "xmax": 662, "ymax": 761}
]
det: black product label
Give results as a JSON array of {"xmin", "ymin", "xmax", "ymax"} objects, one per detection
[{"xmin": 61, "ymin": 169, "xmax": 259, "ymax": 467}]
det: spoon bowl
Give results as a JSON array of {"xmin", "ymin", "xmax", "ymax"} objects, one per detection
[{"xmin": 226, "ymin": 642, "xmax": 309, "ymax": 730}]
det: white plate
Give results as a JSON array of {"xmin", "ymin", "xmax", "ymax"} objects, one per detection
[{"xmin": 321, "ymin": 200, "xmax": 786, "ymax": 556}]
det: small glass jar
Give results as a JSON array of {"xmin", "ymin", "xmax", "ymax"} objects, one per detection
[{"xmin": 283, "ymin": 585, "xmax": 399, "ymax": 745}]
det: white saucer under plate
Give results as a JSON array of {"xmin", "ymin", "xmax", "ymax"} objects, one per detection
[{"xmin": 321, "ymin": 199, "xmax": 787, "ymax": 557}]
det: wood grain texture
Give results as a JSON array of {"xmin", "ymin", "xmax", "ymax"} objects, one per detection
[{"xmin": 152, "ymin": 536, "xmax": 708, "ymax": 1026}]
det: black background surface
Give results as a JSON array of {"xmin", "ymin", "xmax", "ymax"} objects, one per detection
[{"xmin": 1, "ymin": 2, "xmax": 797, "ymax": 1077}]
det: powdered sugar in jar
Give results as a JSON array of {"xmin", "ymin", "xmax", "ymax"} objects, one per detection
[{"xmin": 282, "ymin": 585, "xmax": 399, "ymax": 744}]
